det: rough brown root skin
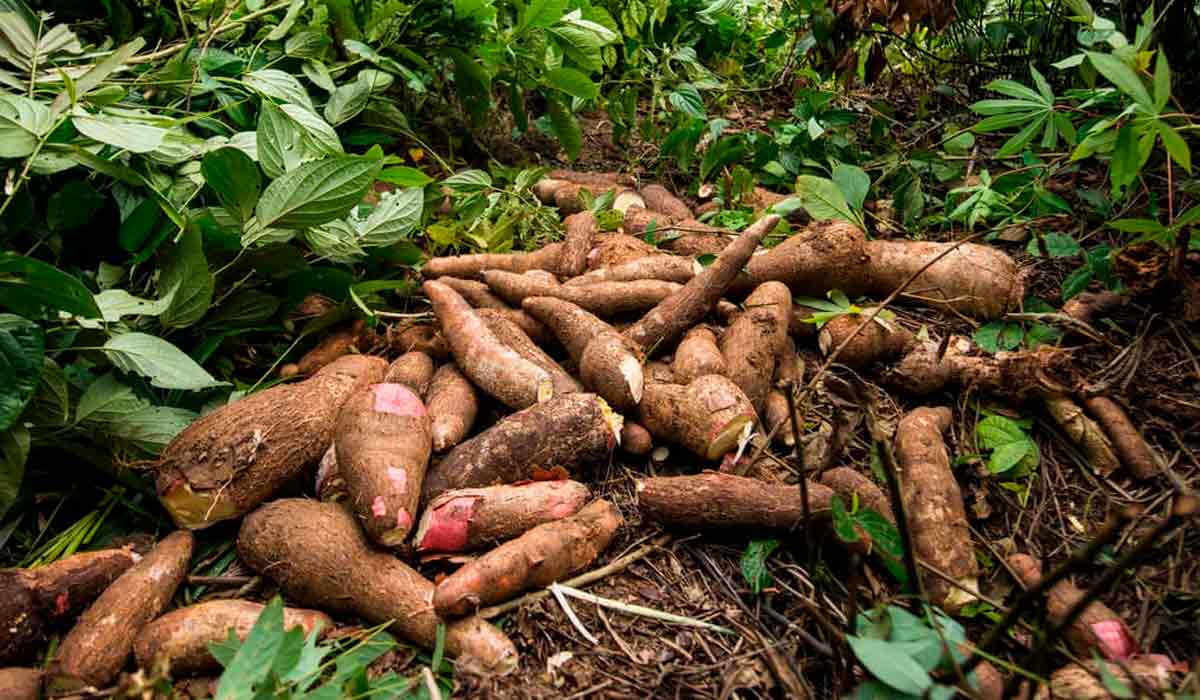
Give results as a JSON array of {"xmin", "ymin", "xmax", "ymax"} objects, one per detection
[
  {"xmin": 1062, "ymin": 291, "xmax": 1126, "ymax": 326},
  {"xmin": 560, "ymin": 211, "xmax": 597, "ymax": 278},
  {"xmin": 818, "ymin": 313, "xmax": 915, "ymax": 369},
  {"xmin": 1034, "ymin": 657, "xmax": 1172, "ymax": 700},
  {"xmin": 672, "ymin": 326, "xmax": 726, "ymax": 385},
  {"xmin": 383, "ymin": 351, "xmax": 435, "ymax": 396},
  {"xmin": 626, "ymin": 215, "xmax": 780, "ymax": 354},
  {"xmin": 237, "ymin": 499, "xmax": 518, "ymax": 674},
  {"xmin": 1043, "ymin": 396, "xmax": 1121, "ymax": 476},
  {"xmin": 862, "ymin": 239, "xmax": 1024, "ymax": 319},
  {"xmin": 0, "ymin": 668, "xmax": 41, "ymax": 700},
  {"xmin": 386, "ymin": 322, "xmax": 450, "ymax": 361},
  {"xmin": 720, "ymin": 282, "xmax": 792, "ymax": 410},
  {"xmin": 640, "ymin": 184, "xmax": 694, "ymax": 221},
  {"xmin": 639, "ymin": 375, "xmax": 756, "ymax": 460},
  {"xmin": 134, "ymin": 601, "xmax": 330, "ymax": 676},
  {"xmin": 622, "ymin": 206, "xmax": 675, "ymax": 238},
  {"xmin": 645, "ymin": 361, "xmax": 675, "ymax": 384},
  {"xmin": 552, "ymin": 182, "xmax": 623, "ymax": 214},
  {"xmin": 636, "ymin": 472, "xmax": 834, "ymax": 531},
  {"xmin": 620, "ymin": 421, "xmax": 653, "ymax": 455},
  {"xmin": 315, "ymin": 443, "xmax": 345, "ymax": 502},
  {"xmin": 422, "ymin": 244, "xmax": 563, "ymax": 280},
  {"xmin": 433, "ymin": 500, "xmax": 622, "ymax": 616},
  {"xmin": 895, "ymin": 407, "xmax": 979, "ymax": 612},
  {"xmin": 0, "ymin": 549, "xmax": 138, "ymax": 666},
  {"xmin": 438, "ymin": 277, "xmax": 509, "ymax": 309},
  {"xmin": 46, "ymin": 532, "xmax": 193, "ymax": 692},
  {"xmin": 774, "ymin": 336, "xmax": 803, "ymax": 386},
  {"xmin": 565, "ymin": 255, "xmax": 698, "ymax": 287},
  {"xmin": 819, "ymin": 467, "xmax": 895, "ymax": 524},
  {"xmin": 476, "ymin": 309, "xmax": 581, "ymax": 397},
  {"xmin": 660, "ymin": 232, "xmax": 733, "ymax": 257},
  {"xmin": 426, "ymin": 364, "xmax": 479, "ymax": 453},
  {"xmin": 422, "ymin": 393, "xmax": 620, "ymax": 504},
  {"xmin": 156, "ymin": 354, "xmax": 387, "ymax": 529},
  {"xmin": 1082, "ymin": 397, "xmax": 1160, "ymax": 479},
  {"xmin": 336, "ymin": 383, "xmax": 432, "ymax": 546},
  {"xmin": 1006, "ymin": 554, "xmax": 1137, "ymax": 660},
  {"xmin": 586, "ymin": 233, "xmax": 658, "ymax": 270},
  {"xmin": 521, "ymin": 297, "xmax": 644, "ymax": 412},
  {"xmin": 414, "ymin": 481, "xmax": 591, "ymax": 553},
  {"xmin": 545, "ymin": 170, "xmax": 635, "ymax": 188},
  {"xmin": 424, "ymin": 280, "xmax": 553, "ymax": 410},
  {"xmin": 483, "ymin": 270, "xmax": 683, "ymax": 317},
  {"xmin": 745, "ymin": 221, "xmax": 868, "ymax": 294},
  {"xmin": 283, "ymin": 320, "xmax": 366, "ymax": 377},
  {"xmin": 764, "ymin": 391, "xmax": 796, "ymax": 447},
  {"xmin": 888, "ymin": 336, "xmax": 1067, "ymax": 398}
]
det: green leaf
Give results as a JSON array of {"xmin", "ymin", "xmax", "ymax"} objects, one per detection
[
  {"xmin": 740, "ymin": 538, "xmax": 780, "ymax": 593},
  {"xmin": 974, "ymin": 321, "xmax": 1022, "ymax": 353},
  {"xmin": 50, "ymin": 38, "xmax": 145, "ymax": 115},
  {"xmin": 202, "ymin": 148, "xmax": 262, "ymax": 223},
  {"xmin": 1061, "ymin": 265, "xmax": 1094, "ymax": 300},
  {"xmin": 244, "ymin": 68, "xmax": 314, "ymax": 111},
  {"xmin": 355, "ymin": 187, "xmax": 424, "ymax": 247},
  {"xmin": 544, "ymin": 67, "xmax": 599, "ymax": 100},
  {"xmin": 1153, "ymin": 50, "xmax": 1170, "ymax": 112},
  {"xmin": 668, "ymin": 83, "xmax": 705, "ymax": 119},
  {"xmin": 1108, "ymin": 218, "xmax": 1167, "ymax": 234},
  {"xmin": 521, "ymin": 0, "xmax": 568, "ymax": 31},
  {"xmin": 1155, "ymin": 120, "xmax": 1191, "ymax": 173},
  {"xmin": 102, "ymin": 332, "xmax": 227, "ymax": 391},
  {"xmin": 846, "ymin": 635, "xmax": 933, "ymax": 695},
  {"xmin": 378, "ymin": 166, "xmax": 433, "ymax": 188},
  {"xmin": 446, "ymin": 48, "xmax": 492, "ymax": 128},
  {"xmin": 0, "ymin": 424, "xmax": 29, "ymax": 521},
  {"xmin": 159, "ymin": 231, "xmax": 213, "ymax": 329},
  {"xmin": 1026, "ymin": 232, "xmax": 1082, "ymax": 258},
  {"xmin": 256, "ymin": 156, "xmax": 379, "ymax": 230},
  {"xmin": 1086, "ymin": 52, "xmax": 1153, "ymax": 110},
  {"xmin": 1095, "ymin": 658, "xmax": 1135, "ymax": 699},
  {"xmin": 0, "ymin": 314, "xmax": 43, "ymax": 432},
  {"xmin": 699, "ymin": 135, "xmax": 748, "ymax": 182},
  {"xmin": 205, "ymin": 290, "xmax": 280, "ymax": 330},
  {"xmin": 1110, "ymin": 123, "xmax": 1140, "ymax": 195},
  {"xmin": 324, "ymin": 78, "xmax": 371, "ymax": 126},
  {"xmin": 443, "ymin": 170, "xmax": 492, "ymax": 193},
  {"xmin": 0, "ymin": 93, "xmax": 53, "ymax": 158},
  {"xmin": 257, "ymin": 101, "xmax": 343, "ymax": 179},
  {"xmin": 76, "ymin": 373, "xmax": 147, "ymax": 425},
  {"xmin": 831, "ymin": 494, "xmax": 860, "ymax": 543},
  {"xmin": 997, "ymin": 114, "xmax": 1046, "ymax": 158},
  {"xmin": 794, "ymin": 175, "xmax": 861, "ymax": 226},
  {"xmin": 72, "ymin": 110, "xmax": 167, "ymax": 153},
  {"xmin": 546, "ymin": 95, "xmax": 582, "ymax": 161},
  {"xmin": 102, "ymin": 405, "xmax": 197, "ymax": 454},
  {"xmin": 976, "ymin": 415, "xmax": 1039, "ymax": 475},
  {"xmin": 0, "ymin": 253, "xmax": 100, "ymax": 318},
  {"xmin": 832, "ymin": 163, "xmax": 870, "ymax": 210},
  {"xmin": 92, "ymin": 289, "xmax": 169, "ymax": 321},
  {"xmin": 215, "ymin": 597, "xmax": 286, "ymax": 700},
  {"xmin": 47, "ymin": 180, "xmax": 106, "ymax": 231}
]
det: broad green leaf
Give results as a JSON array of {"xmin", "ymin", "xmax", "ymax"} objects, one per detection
[
  {"xmin": 446, "ymin": 48, "xmax": 491, "ymax": 128},
  {"xmin": 832, "ymin": 163, "xmax": 870, "ymax": 210},
  {"xmin": 521, "ymin": 0, "xmax": 568, "ymax": 31},
  {"xmin": 739, "ymin": 538, "xmax": 779, "ymax": 593},
  {"xmin": 0, "ymin": 93, "xmax": 53, "ymax": 158},
  {"xmin": 76, "ymin": 373, "xmax": 145, "ymax": 425},
  {"xmin": 1061, "ymin": 265, "xmax": 1093, "ymax": 300},
  {"xmin": 699, "ymin": 135, "xmax": 747, "ymax": 182},
  {"xmin": 0, "ymin": 314, "xmax": 43, "ymax": 432},
  {"xmin": 984, "ymin": 78, "xmax": 1046, "ymax": 104},
  {"xmin": 244, "ymin": 68, "xmax": 314, "ymax": 111},
  {"xmin": 997, "ymin": 114, "xmax": 1046, "ymax": 157},
  {"xmin": 304, "ymin": 221, "xmax": 366, "ymax": 264},
  {"xmin": 976, "ymin": 415, "xmax": 1039, "ymax": 475},
  {"xmin": 215, "ymin": 597, "xmax": 286, "ymax": 700},
  {"xmin": 546, "ymin": 95, "xmax": 582, "ymax": 161},
  {"xmin": 205, "ymin": 291, "xmax": 280, "ymax": 330},
  {"xmin": 668, "ymin": 83, "xmax": 705, "ymax": 119},
  {"xmin": 794, "ymin": 175, "xmax": 861, "ymax": 226},
  {"xmin": 0, "ymin": 253, "xmax": 100, "ymax": 318},
  {"xmin": 202, "ymin": 148, "xmax": 262, "ymax": 223},
  {"xmin": 1086, "ymin": 52, "xmax": 1153, "ymax": 110},
  {"xmin": 1029, "ymin": 66, "xmax": 1054, "ymax": 102},
  {"xmin": 265, "ymin": 0, "xmax": 304, "ymax": 40},
  {"xmin": 356, "ymin": 187, "xmax": 424, "ymax": 247},
  {"xmin": 324, "ymin": 78, "xmax": 371, "ymax": 126},
  {"xmin": 1108, "ymin": 218, "xmax": 1167, "ymax": 234},
  {"xmin": 544, "ymin": 66, "xmax": 599, "ymax": 100},
  {"xmin": 102, "ymin": 405, "xmax": 196, "ymax": 454},
  {"xmin": 378, "ymin": 166, "xmax": 433, "ymax": 188},
  {"xmin": 72, "ymin": 110, "xmax": 167, "ymax": 153},
  {"xmin": 1153, "ymin": 50, "xmax": 1170, "ymax": 111},
  {"xmin": 102, "ymin": 332, "xmax": 227, "ymax": 390},
  {"xmin": 93, "ymin": 289, "xmax": 169, "ymax": 321},
  {"xmin": 1155, "ymin": 120, "xmax": 1191, "ymax": 172},
  {"xmin": 846, "ymin": 635, "xmax": 933, "ymax": 695},
  {"xmin": 47, "ymin": 180, "xmax": 106, "ymax": 231},
  {"xmin": 697, "ymin": 0, "xmax": 738, "ymax": 24},
  {"xmin": 1026, "ymin": 232, "xmax": 1082, "ymax": 258},
  {"xmin": 0, "ymin": 424, "xmax": 29, "ymax": 521},
  {"xmin": 159, "ymin": 230, "xmax": 213, "ymax": 329},
  {"xmin": 443, "ymin": 170, "xmax": 492, "ymax": 193},
  {"xmin": 974, "ymin": 321, "xmax": 1021, "ymax": 352},
  {"xmin": 256, "ymin": 156, "xmax": 379, "ymax": 230},
  {"xmin": 50, "ymin": 38, "xmax": 145, "ymax": 115}
]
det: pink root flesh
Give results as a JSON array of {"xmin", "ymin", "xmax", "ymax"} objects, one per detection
[
  {"xmin": 416, "ymin": 496, "xmax": 475, "ymax": 552},
  {"xmin": 1092, "ymin": 620, "xmax": 1137, "ymax": 660},
  {"xmin": 371, "ymin": 383, "xmax": 427, "ymax": 417},
  {"xmin": 387, "ymin": 466, "xmax": 407, "ymax": 491},
  {"xmin": 371, "ymin": 495, "xmax": 388, "ymax": 518},
  {"xmin": 395, "ymin": 508, "xmax": 412, "ymax": 530}
]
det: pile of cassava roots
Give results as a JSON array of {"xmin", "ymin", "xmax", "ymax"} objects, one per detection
[{"xmin": 1, "ymin": 170, "xmax": 1176, "ymax": 700}]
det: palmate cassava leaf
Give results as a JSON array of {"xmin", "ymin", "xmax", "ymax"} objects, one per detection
[{"xmin": 255, "ymin": 156, "xmax": 380, "ymax": 230}]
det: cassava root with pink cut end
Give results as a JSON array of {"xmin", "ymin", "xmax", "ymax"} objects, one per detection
[
  {"xmin": 336, "ymin": 383, "xmax": 432, "ymax": 547},
  {"xmin": 415, "ymin": 480, "xmax": 592, "ymax": 553},
  {"xmin": 425, "ymin": 364, "xmax": 479, "ymax": 452},
  {"xmin": 421, "ymin": 393, "xmax": 621, "ymax": 504},
  {"xmin": 433, "ymin": 499, "xmax": 623, "ymax": 617},
  {"xmin": 384, "ymin": 351, "xmax": 435, "ymax": 395},
  {"xmin": 1, "ymin": 548, "xmax": 140, "ymax": 665},
  {"xmin": 156, "ymin": 354, "xmax": 387, "ymax": 529},
  {"xmin": 424, "ymin": 280, "xmax": 554, "ymax": 410},
  {"xmin": 638, "ymin": 374, "xmax": 756, "ymax": 461},
  {"xmin": 1081, "ymin": 397, "xmax": 1160, "ymax": 479},
  {"xmin": 895, "ymin": 407, "xmax": 979, "ymax": 612},
  {"xmin": 46, "ymin": 532, "xmax": 193, "ymax": 693},
  {"xmin": 720, "ymin": 281, "xmax": 792, "ymax": 410},
  {"xmin": 237, "ymin": 499, "xmax": 518, "ymax": 674}
]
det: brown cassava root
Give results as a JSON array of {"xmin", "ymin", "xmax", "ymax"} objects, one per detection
[
  {"xmin": 414, "ymin": 480, "xmax": 591, "ymax": 553},
  {"xmin": 638, "ymin": 375, "xmax": 755, "ymax": 460}
]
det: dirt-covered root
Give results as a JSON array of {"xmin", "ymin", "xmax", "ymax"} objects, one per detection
[
  {"xmin": 237, "ymin": 499, "xmax": 518, "ymax": 675},
  {"xmin": 861, "ymin": 239, "xmax": 1024, "ymax": 319},
  {"xmin": 645, "ymin": 361, "xmax": 675, "ymax": 385},
  {"xmin": 640, "ymin": 184, "xmax": 693, "ymax": 221},
  {"xmin": 620, "ymin": 421, "xmax": 654, "ymax": 455},
  {"xmin": 134, "ymin": 601, "xmax": 330, "ymax": 677},
  {"xmin": 425, "ymin": 364, "xmax": 479, "ymax": 453},
  {"xmin": 1, "ymin": 548, "xmax": 139, "ymax": 665},
  {"xmin": 438, "ymin": 278, "xmax": 552, "ymax": 343},
  {"xmin": 1006, "ymin": 554, "xmax": 1137, "ymax": 660},
  {"xmin": 625, "ymin": 215, "xmax": 779, "ymax": 354},
  {"xmin": 720, "ymin": 282, "xmax": 792, "ymax": 410},
  {"xmin": 636, "ymin": 472, "xmax": 834, "ymax": 531},
  {"xmin": 560, "ymin": 211, "xmax": 597, "ymax": 278},
  {"xmin": 1042, "ymin": 396, "xmax": 1122, "ymax": 476},
  {"xmin": 1062, "ymin": 290, "xmax": 1127, "ymax": 326},
  {"xmin": 565, "ymin": 255, "xmax": 699, "ymax": 287},
  {"xmin": 384, "ymin": 351, "xmax": 435, "ymax": 396},
  {"xmin": 819, "ymin": 467, "xmax": 895, "ymax": 524},
  {"xmin": 1081, "ymin": 397, "xmax": 1160, "ymax": 479},
  {"xmin": 433, "ymin": 499, "xmax": 622, "ymax": 617},
  {"xmin": 0, "ymin": 668, "xmax": 41, "ymax": 700},
  {"xmin": 414, "ymin": 481, "xmax": 591, "ymax": 553},
  {"xmin": 421, "ymin": 393, "xmax": 621, "ymax": 504},
  {"xmin": 315, "ymin": 443, "xmax": 345, "ymax": 502},
  {"xmin": 774, "ymin": 336, "xmax": 803, "ymax": 386},
  {"xmin": 1033, "ymin": 657, "xmax": 1174, "ymax": 700},
  {"xmin": 482, "ymin": 270, "xmax": 683, "ymax": 317},
  {"xmin": 46, "ymin": 532, "xmax": 193, "ymax": 692},
  {"xmin": 818, "ymin": 313, "xmax": 915, "ymax": 369},
  {"xmin": 744, "ymin": 220, "xmax": 868, "ymax": 294},
  {"xmin": 279, "ymin": 320, "xmax": 366, "ymax": 378},
  {"xmin": 156, "ymin": 354, "xmax": 387, "ymax": 529},
  {"xmin": 336, "ymin": 383, "xmax": 432, "ymax": 547},
  {"xmin": 639, "ymin": 375, "xmax": 756, "ymax": 461},
  {"xmin": 386, "ymin": 321, "xmax": 450, "ymax": 361},
  {"xmin": 477, "ymin": 309, "xmax": 582, "ymax": 397},
  {"xmin": 545, "ymin": 169, "xmax": 636, "ymax": 188},
  {"xmin": 763, "ymin": 391, "xmax": 796, "ymax": 447},
  {"xmin": 895, "ymin": 407, "xmax": 979, "ymax": 612},
  {"xmin": 521, "ymin": 297, "xmax": 644, "ymax": 412},
  {"xmin": 586, "ymin": 233, "xmax": 658, "ymax": 269},
  {"xmin": 424, "ymin": 280, "xmax": 553, "ymax": 410},
  {"xmin": 672, "ymin": 326, "xmax": 727, "ymax": 385},
  {"xmin": 546, "ymin": 182, "xmax": 641, "ymax": 214},
  {"xmin": 422, "ymin": 244, "xmax": 563, "ymax": 280},
  {"xmin": 887, "ymin": 336, "xmax": 1067, "ymax": 397}
]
